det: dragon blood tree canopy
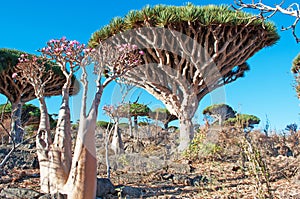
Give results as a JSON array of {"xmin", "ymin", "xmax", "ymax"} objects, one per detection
[
  {"xmin": 0, "ymin": 48, "xmax": 79, "ymax": 104},
  {"xmin": 89, "ymin": 4, "xmax": 279, "ymax": 150}
]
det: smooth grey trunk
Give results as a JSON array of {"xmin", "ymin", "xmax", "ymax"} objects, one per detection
[
  {"xmin": 105, "ymin": 127, "xmax": 112, "ymax": 179},
  {"xmin": 51, "ymin": 85, "xmax": 73, "ymax": 190},
  {"xmin": 36, "ymin": 97, "xmax": 53, "ymax": 193},
  {"xmin": 111, "ymin": 121, "xmax": 124, "ymax": 155},
  {"xmin": 177, "ymin": 118, "xmax": 194, "ymax": 152},
  {"xmin": 62, "ymin": 66, "xmax": 102, "ymax": 198},
  {"xmin": 10, "ymin": 101, "xmax": 23, "ymax": 144}
]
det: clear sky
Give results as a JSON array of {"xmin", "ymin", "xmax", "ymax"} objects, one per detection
[{"xmin": 0, "ymin": 0, "xmax": 299, "ymax": 131}]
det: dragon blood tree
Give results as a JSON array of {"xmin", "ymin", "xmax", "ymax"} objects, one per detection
[
  {"xmin": 89, "ymin": 4, "xmax": 279, "ymax": 151},
  {"xmin": 17, "ymin": 38, "xmax": 143, "ymax": 198},
  {"xmin": 0, "ymin": 49, "xmax": 78, "ymax": 144}
]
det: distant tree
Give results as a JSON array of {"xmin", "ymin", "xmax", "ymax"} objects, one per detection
[
  {"xmin": 149, "ymin": 108, "xmax": 178, "ymax": 129},
  {"xmin": 285, "ymin": 123, "xmax": 298, "ymax": 134},
  {"xmin": 118, "ymin": 102, "xmax": 150, "ymax": 139},
  {"xmin": 203, "ymin": 104, "xmax": 236, "ymax": 125},
  {"xmin": 96, "ymin": 120, "xmax": 112, "ymax": 130},
  {"xmin": 225, "ymin": 113, "xmax": 260, "ymax": 130}
]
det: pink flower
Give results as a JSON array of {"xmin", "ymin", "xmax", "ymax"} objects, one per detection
[
  {"xmin": 61, "ymin": 36, "xmax": 66, "ymax": 41},
  {"xmin": 12, "ymin": 73, "xmax": 17, "ymax": 79},
  {"xmin": 66, "ymin": 52, "xmax": 72, "ymax": 56},
  {"xmin": 139, "ymin": 50, "xmax": 144, "ymax": 55},
  {"xmin": 132, "ymin": 44, "xmax": 138, "ymax": 50},
  {"xmin": 33, "ymin": 56, "xmax": 38, "ymax": 61},
  {"xmin": 54, "ymin": 48, "xmax": 60, "ymax": 52},
  {"xmin": 20, "ymin": 54, "xmax": 25, "ymax": 58}
]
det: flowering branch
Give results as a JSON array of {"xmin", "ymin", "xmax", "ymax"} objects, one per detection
[
  {"xmin": 234, "ymin": 0, "xmax": 300, "ymax": 43},
  {"xmin": 90, "ymin": 43, "xmax": 144, "ymax": 88},
  {"xmin": 16, "ymin": 54, "xmax": 53, "ymax": 98},
  {"xmin": 40, "ymin": 37, "xmax": 91, "ymax": 72}
]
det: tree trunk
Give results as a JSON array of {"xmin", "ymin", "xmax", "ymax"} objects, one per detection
[
  {"xmin": 10, "ymin": 101, "xmax": 23, "ymax": 143},
  {"xmin": 164, "ymin": 122, "xmax": 168, "ymax": 130},
  {"xmin": 177, "ymin": 118, "xmax": 194, "ymax": 152},
  {"xmin": 36, "ymin": 97, "xmax": 53, "ymax": 193},
  {"xmin": 63, "ymin": 114, "xmax": 97, "ymax": 199},
  {"xmin": 111, "ymin": 122, "xmax": 124, "ymax": 155},
  {"xmin": 134, "ymin": 115, "xmax": 138, "ymax": 140},
  {"xmin": 62, "ymin": 87, "xmax": 101, "ymax": 199},
  {"xmin": 128, "ymin": 116, "xmax": 133, "ymax": 138},
  {"xmin": 51, "ymin": 89, "xmax": 72, "ymax": 190}
]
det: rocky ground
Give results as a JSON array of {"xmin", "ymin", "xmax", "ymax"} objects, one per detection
[{"xmin": 1, "ymin": 128, "xmax": 300, "ymax": 198}]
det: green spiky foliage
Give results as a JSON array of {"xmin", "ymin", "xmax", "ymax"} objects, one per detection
[
  {"xmin": 292, "ymin": 53, "xmax": 300, "ymax": 98},
  {"xmin": 89, "ymin": 4, "xmax": 278, "ymax": 47},
  {"xmin": 128, "ymin": 103, "xmax": 151, "ymax": 117},
  {"xmin": 225, "ymin": 113, "xmax": 260, "ymax": 129},
  {"xmin": 0, "ymin": 48, "xmax": 79, "ymax": 104}
]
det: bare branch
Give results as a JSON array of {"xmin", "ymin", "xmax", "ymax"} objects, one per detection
[{"xmin": 234, "ymin": 0, "xmax": 300, "ymax": 42}]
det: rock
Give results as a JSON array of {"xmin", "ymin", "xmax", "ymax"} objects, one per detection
[
  {"xmin": 172, "ymin": 174, "xmax": 192, "ymax": 186},
  {"xmin": 115, "ymin": 185, "xmax": 142, "ymax": 198},
  {"xmin": 96, "ymin": 178, "xmax": 116, "ymax": 197},
  {"xmin": 191, "ymin": 175, "xmax": 209, "ymax": 186},
  {"xmin": 0, "ymin": 188, "xmax": 41, "ymax": 199},
  {"xmin": 38, "ymin": 193, "xmax": 67, "ymax": 199},
  {"xmin": 38, "ymin": 193, "xmax": 64, "ymax": 199}
]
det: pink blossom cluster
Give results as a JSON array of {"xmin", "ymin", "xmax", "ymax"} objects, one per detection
[
  {"xmin": 94, "ymin": 43, "xmax": 144, "ymax": 78},
  {"xmin": 40, "ymin": 36, "xmax": 94, "ymax": 68}
]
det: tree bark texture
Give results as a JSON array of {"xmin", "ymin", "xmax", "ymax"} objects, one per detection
[{"xmin": 10, "ymin": 101, "xmax": 23, "ymax": 144}]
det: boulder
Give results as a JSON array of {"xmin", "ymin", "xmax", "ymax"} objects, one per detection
[
  {"xmin": 96, "ymin": 178, "xmax": 116, "ymax": 197},
  {"xmin": 0, "ymin": 188, "xmax": 41, "ymax": 199}
]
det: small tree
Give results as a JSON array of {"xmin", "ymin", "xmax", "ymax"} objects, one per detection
[
  {"xmin": 118, "ymin": 102, "xmax": 150, "ymax": 139},
  {"xmin": 285, "ymin": 123, "xmax": 298, "ymax": 134},
  {"xmin": 203, "ymin": 104, "xmax": 236, "ymax": 125},
  {"xmin": 17, "ymin": 38, "xmax": 143, "ymax": 198},
  {"xmin": 149, "ymin": 108, "xmax": 178, "ymax": 129},
  {"xmin": 225, "ymin": 113, "xmax": 260, "ymax": 130}
]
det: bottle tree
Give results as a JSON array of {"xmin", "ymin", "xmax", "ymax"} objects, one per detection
[
  {"xmin": 17, "ymin": 38, "xmax": 143, "ymax": 198},
  {"xmin": 0, "ymin": 49, "xmax": 79, "ymax": 144},
  {"xmin": 89, "ymin": 4, "xmax": 279, "ymax": 151}
]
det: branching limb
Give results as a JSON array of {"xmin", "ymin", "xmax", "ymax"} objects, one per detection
[{"xmin": 234, "ymin": 0, "xmax": 300, "ymax": 42}]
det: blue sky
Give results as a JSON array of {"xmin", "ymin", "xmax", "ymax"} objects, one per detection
[{"xmin": 0, "ymin": 0, "xmax": 299, "ymax": 131}]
